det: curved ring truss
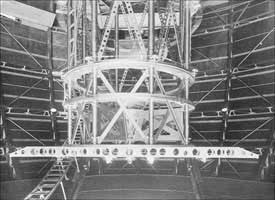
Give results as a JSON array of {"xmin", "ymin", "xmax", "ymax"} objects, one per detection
[{"xmin": 63, "ymin": 59, "xmax": 195, "ymax": 144}]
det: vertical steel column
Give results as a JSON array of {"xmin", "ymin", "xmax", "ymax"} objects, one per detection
[
  {"xmin": 92, "ymin": 66, "xmax": 97, "ymax": 144},
  {"xmin": 67, "ymin": 0, "xmax": 71, "ymax": 70},
  {"xmin": 180, "ymin": 0, "xmax": 184, "ymax": 55},
  {"xmin": 91, "ymin": 0, "xmax": 97, "ymax": 60},
  {"xmin": 183, "ymin": 1, "xmax": 202, "ymax": 199},
  {"xmin": 184, "ymin": 0, "xmax": 191, "ymax": 145},
  {"xmin": 180, "ymin": 1, "xmax": 185, "ymax": 168},
  {"xmin": 148, "ymin": 0, "xmax": 155, "ymax": 57},
  {"xmin": 0, "ymin": 104, "xmax": 8, "ymax": 151},
  {"xmin": 189, "ymin": 159, "xmax": 203, "ymax": 200},
  {"xmin": 259, "ymin": 129, "xmax": 275, "ymax": 180},
  {"xmin": 68, "ymin": 81, "xmax": 72, "ymax": 144},
  {"xmin": 149, "ymin": 65, "xmax": 154, "ymax": 144},
  {"xmin": 216, "ymin": 0, "xmax": 234, "ymax": 176},
  {"xmin": 67, "ymin": 0, "xmax": 74, "ymax": 69},
  {"xmin": 222, "ymin": 0, "xmax": 233, "ymax": 144},
  {"xmin": 148, "ymin": 0, "xmax": 154, "ymax": 144},
  {"xmin": 83, "ymin": 118, "xmax": 86, "ymax": 143},
  {"xmin": 0, "ymin": 108, "xmax": 6, "ymax": 142},
  {"xmin": 67, "ymin": 0, "xmax": 79, "ymax": 67},
  {"xmin": 0, "ymin": 55, "xmax": 8, "ymax": 149},
  {"xmin": 91, "ymin": 0, "xmax": 98, "ymax": 144},
  {"xmin": 115, "ymin": 7, "xmax": 119, "ymax": 91},
  {"xmin": 67, "ymin": 0, "xmax": 73, "ymax": 144},
  {"xmin": 48, "ymin": 29, "xmax": 58, "ymax": 143},
  {"xmin": 48, "ymin": 0, "xmax": 58, "ymax": 144},
  {"xmin": 82, "ymin": 0, "xmax": 87, "ymax": 62},
  {"xmin": 149, "ymin": 98, "xmax": 154, "ymax": 144}
]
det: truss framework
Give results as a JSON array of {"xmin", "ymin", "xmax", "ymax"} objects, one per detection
[
  {"xmin": 5, "ymin": 0, "xmax": 267, "ymax": 199},
  {"xmin": 62, "ymin": 59, "xmax": 195, "ymax": 145},
  {"xmin": 10, "ymin": 145, "xmax": 259, "ymax": 159}
]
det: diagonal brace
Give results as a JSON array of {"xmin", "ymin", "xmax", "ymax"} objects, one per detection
[
  {"xmin": 98, "ymin": 107, "xmax": 123, "ymax": 144},
  {"xmin": 130, "ymin": 70, "xmax": 148, "ymax": 93},
  {"xmin": 233, "ymin": 118, "xmax": 273, "ymax": 146},
  {"xmin": 155, "ymin": 110, "xmax": 170, "ymax": 140},
  {"xmin": 7, "ymin": 118, "xmax": 45, "ymax": 145},
  {"xmin": 98, "ymin": 70, "xmax": 147, "ymax": 140},
  {"xmin": 154, "ymin": 70, "xmax": 185, "ymax": 143}
]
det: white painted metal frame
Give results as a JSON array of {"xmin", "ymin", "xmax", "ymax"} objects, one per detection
[
  {"xmin": 10, "ymin": 145, "xmax": 259, "ymax": 159},
  {"xmin": 62, "ymin": 59, "xmax": 195, "ymax": 145}
]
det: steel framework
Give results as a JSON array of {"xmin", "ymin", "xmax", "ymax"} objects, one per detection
[
  {"xmin": 7, "ymin": 1, "xmax": 263, "ymax": 199},
  {"xmin": 62, "ymin": 59, "xmax": 195, "ymax": 144}
]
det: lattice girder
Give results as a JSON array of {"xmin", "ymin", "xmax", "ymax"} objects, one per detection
[{"xmin": 63, "ymin": 59, "xmax": 195, "ymax": 144}]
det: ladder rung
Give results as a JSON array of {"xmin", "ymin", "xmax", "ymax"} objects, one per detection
[
  {"xmin": 25, "ymin": 157, "xmax": 72, "ymax": 200},
  {"xmin": 33, "ymin": 191, "xmax": 49, "ymax": 195},
  {"xmin": 46, "ymin": 173, "xmax": 63, "ymax": 176},
  {"xmin": 27, "ymin": 195, "xmax": 47, "ymax": 200},
  {"xmin": 42, "ymin": 179, "xmax": 60, "ymax": 183},
  {"xmin": 27, "ymin": 196, "xmax": 42, "ymax": 200},
  {"xmin": 56, "ymin": 161, "xmax": 71, "ymax": 164},
  {"xmin": 52, "ymin": 165, "xmax": 67, "ymax": 168},
  {"xmin": 47, "ymin": 170, "xmax": 63, "ymax": 174},
  {"xmin": 41, "ymin": 179, "xmax": 59, "ymax": 183},
  {"xmin": 52, "ymin": 166, "xmax": 69, "ymax": 169},
  {"xmin": 50, "ymin": 169, "xmax": 66, "ymax": 172},
  {"xmin": 49, "ymin": 168, "xmax": 66, "ymax": 172},
  {"xmin": 39, "ymin": 184, "xmax": 55, "ymax": 188},
  {"xmin": 28, "ymin": 194, "xmax": 41, "ymax": 197},
  {"xmin": 52, "ymin": 164, "xmax": 69, "ymax": 167}
]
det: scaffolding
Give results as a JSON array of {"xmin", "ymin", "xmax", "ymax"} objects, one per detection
[{"xmin": 6, "ymin": 0, "xmax": 269, "ymax": 199}]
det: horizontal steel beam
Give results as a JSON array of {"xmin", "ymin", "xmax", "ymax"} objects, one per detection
[
  {"xmin": 195, "ymin": 68, "xmax": 275, "ymax": 83},
  {"xmin": 193, "ymin": 13, "xmax": 275, "ymax": 37},
  {"xmin": 3, "ymin": 94, "xmax": 63, "ymax": 103},
  {"xmin": 191, "ymin": 117, "xmax": 272, "ymax": 123},
  {"xmin": 7, "ymin": 117, "xmax": 67, "ymax": 123},
  {"xmin": 0, "ymin": 46, "xmax": 66, "ymax": 62},
  {"xmin": 1, "ymin": 62, "xmax": 48, "ymax": 75},
  {"xmin": 196, "ymin": 63, "xmax": 274, "ymax": 79},
  {"xmin": 64, "ymin": 94, "xmax": 194, "ymax": 110},
  {"xmin": 191, "ymin": 45, "xmax": 275, "ymax": 65},
  {"xmin": 10, "ymin": 145, "xmax": 259, "ymax": 159},
  {"xmin": 193, "ymin": 93, "xmax": 275, "ymax": 104}
]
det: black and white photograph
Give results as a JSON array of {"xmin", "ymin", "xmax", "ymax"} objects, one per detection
[{"xmin": 0, "ymin": 0, "xmax": 274, "ymax": 199}]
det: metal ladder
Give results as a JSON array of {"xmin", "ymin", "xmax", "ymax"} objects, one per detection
[
  {"xmin": 73, "ymin": 130, "xmax": 81, "ymax": 145},
  {"xmin": 117, "ymin": 0, "xmax": 149, "ymax": 92},
  {"xmin": 98, "ymin": 1, "xmax": 120, "ymax": 60},
  {"xmin": 24, "ymin": 128, "xmax": 82, "ymax": 200},
  {"xmin": 158, "ymin": 2, "xmax": 173, "ymax": 61},
  {"xmin": 170, "ymin": 1, "xmax": 183, "ymax": 64},
  {"xmin": 68, "ymin": 0, "xmax": 80, "ymax": 68},
  {"xmin": 24, "ymin": 0, "xmax": 85, "ymax": 199},
  {"xmin": 71, "ymin": 114, "xmax": 84, "ymax": 145},
  {"xmin": 24, "ymin": 158, "xmax": 72, "ymax": 200}
]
